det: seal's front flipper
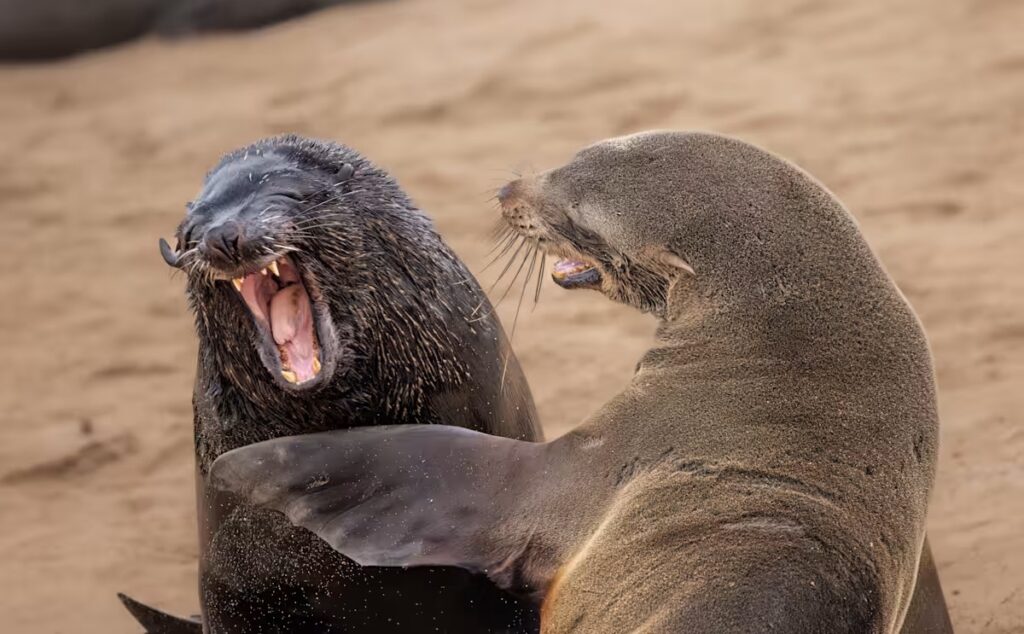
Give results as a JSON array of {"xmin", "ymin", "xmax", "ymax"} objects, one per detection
[
  {"xmin": 899, "ymin": 538, "xmax": 954, "ymax": 634},
  {"xmin": 117, "ymin": 593, "xmax": 202, "ymax": 634},
  {"xmin": 210, "ymin": 425, "xmax": 551, "ymax": 590}
]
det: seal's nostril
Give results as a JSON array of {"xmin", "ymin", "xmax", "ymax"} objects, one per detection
[
  {"xmin": 222, "ymin": 232, "xmax": 238, "ymax": 258},
  {"xmin": 497, "ymin": 181, "xmax": 519, "ymax": 205},
  {"xmin": 204, "ymin": 222, "xmax": 245, "ymax": 264}
]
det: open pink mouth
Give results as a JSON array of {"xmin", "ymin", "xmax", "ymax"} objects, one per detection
[
  {"xmin": 232, "ymin": 255, "xmax": 321, "ymax": 385},
  {"xmin": 551, "ymin": 258, "xmax": 602, "ymax": 289}
]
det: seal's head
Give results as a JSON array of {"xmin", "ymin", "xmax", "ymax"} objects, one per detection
[
  {"xmin": 498, "ymin": 130, "xmax": 863, "ymax": 321},
  {"xmin": 160, "ymin": 138, "xmax": 364, "ymax": 392},
  {"xmin": 497, "ymin": 131, "xmax": 702, "ymax": 317},
  {"xmin": 161, "ymin": 135, "xmax": 469, "ymax": 400}
]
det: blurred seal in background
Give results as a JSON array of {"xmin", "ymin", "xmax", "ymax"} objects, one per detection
[{"xmin": 0, "ymin": 0, "xmax": 376, "ymax": 61}]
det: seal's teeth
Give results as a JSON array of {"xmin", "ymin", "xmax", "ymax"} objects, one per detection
[
  {"xmin": 312, "ymin": 357, "xmax": 322, "ymax": 374},
  {"xmin": 281, "ymin": 369, "xmax": 298, "ymax": 384},
  {"xmin": 232, "ymin": 278, "xmax": 244, "ymax": 292},
  {"xmin": 268, "ymin": 261, "xmax": 280, "ymax": 277},
  {"xmin": 260, "ymin": 268, "xmax": 268, "ymax": 276}
]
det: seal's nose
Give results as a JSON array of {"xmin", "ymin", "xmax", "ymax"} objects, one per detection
[
  {"xmin": 202, "ymin": 222, "xmax": 245, "ymax": 266},
  {"xmin": 497, "ymin": 180, "xmax": 520, "ymax": 205}
]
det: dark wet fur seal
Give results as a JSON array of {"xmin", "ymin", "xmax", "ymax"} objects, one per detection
[
  {"xmin": 211, "ymin": 132, "xmax": 952, "ymax": 633},
  {"xmin": 121, "ymin": 135, "xmax": 542, "ymax": 633}
]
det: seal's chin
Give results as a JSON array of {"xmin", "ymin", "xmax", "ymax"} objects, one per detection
[
  {"xmin": 552, "ymin": 258, "xmax": 602, "ymax": 290},
  {"xmin": 230, "ymin": 255, "xmax": 325, "ymax": 387}
]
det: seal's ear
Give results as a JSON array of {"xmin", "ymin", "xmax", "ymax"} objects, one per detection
[
  {"xmin": 209, "ymin": 426, "xmax": 544, "ymax": 584},
  {"xmin": 336, "ymin": 163, "xmax": 355, "ymax": 183},
  {"xmin": 158, "ymin": 237, "xmax": 182, "ymax": 269},
  {"xmin": 655, "ymin": 247, "xmax": 695, "ymax": 275}
]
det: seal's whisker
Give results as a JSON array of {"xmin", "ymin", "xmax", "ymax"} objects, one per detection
[
  {"xmin": 493, "ymin": 242, "xmax": 534, "ymax": 308},
  {"xmin": 175, "ymin": 247, "xmax": 199, "ymax": 263},
  {"xmin": 482, "ymin": 231, "xmax": 516, "ymax": 266},
  {"xmin": 488, "ymin": 219, "xmax": 511, "ymax": 242},
  {"xmin": 488, "ymin": 224, "xmax": 513, "ymax": 248},
  {"xmin": 482, "ymin": 233, "xmax": 522, "ymax": 274},
  {"xmin": 479, "ymin": 249, "xmax": 529, "ymax": 320},
  {"xmin": 533, "ymin": 252, "xmax": 546, "ymax": 308},
  {"xmin": 488, "ymin": 237, "xmax": 527, "ymax": 290},
  {"xmin": 500, "ymin": 243, "xmax": 538, "ymax": 390},
  {"xmin": 510, "ymin": 245, "xmax": 538, "ymax": 338}
]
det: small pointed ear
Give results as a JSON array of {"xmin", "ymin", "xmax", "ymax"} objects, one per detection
[
  {"xmin": 657, "ymin": 248, "xmax": 695, "ymax": 275},
  {"xmin": 336, "ymin": 163, "xmax": 355, "ymax": 183}
]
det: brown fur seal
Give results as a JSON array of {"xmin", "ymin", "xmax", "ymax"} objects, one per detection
[
  {"xmin": 120, "ymin": 135, "xmax": 542, "ymax": 633},
  {"xmin": 209, "ymin": 131, "xmax": 953, "ymax": 633}
]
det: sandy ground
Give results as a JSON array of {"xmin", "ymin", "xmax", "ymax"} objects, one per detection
[{"xmin": 0, "ymin": 0, "xmax": 1022, "ymax": 631}]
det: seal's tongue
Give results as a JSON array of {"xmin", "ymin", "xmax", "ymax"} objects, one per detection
[
  {"xmin": 552, "ymin": 258, "xmax": 602, "ymax": 289},
  {"xmin": 270, "ymin": 283, "xmax": 318, "ymax": 383},
  {"xmin": 234, "ymin": 255, "xmax": 321, "ymax": 385}
]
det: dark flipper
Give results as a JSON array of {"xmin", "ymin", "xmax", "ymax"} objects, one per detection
[
  {"xmin": 117, "ymin": 593, "xmax": 202, "ymax": 634},
  {"xmin": 898, "ymin": 538, "xmax": 954, "ymax": 634},
  {"xmin": 209, "ymin": 425, "xmax": 553, "ymax": 590}
]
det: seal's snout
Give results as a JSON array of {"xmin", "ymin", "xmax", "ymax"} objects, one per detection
[
  {"xmin": 497, "ymin": 180, "xmax": 520, "ymax": 206},
  {"xmin": 497, "ymin": 175, "xmax": 605, "ymax": 293},
  {"xmin": 497, "ymin": 179, "xmax": 534, "ymax": 233},
  {"xmin": 168, "ymin": 147, "xmax": 342, "ymax": 392},
  {"xmin": 201, "ymin": 221, "xmax": 248, "ymax": 268}
]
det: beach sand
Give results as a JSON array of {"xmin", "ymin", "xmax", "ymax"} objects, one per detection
[{"xmin": 1, "ymin": 0, "xmax": 1022, "ymax": 631}]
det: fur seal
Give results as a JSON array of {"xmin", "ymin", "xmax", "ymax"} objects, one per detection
[
  {"xmin": 121, "ymin": 135, "xmax": 542, "ymax": 633},
  {"xmin": 0, "ymin": 0, "xmax": 364, "ymax": 60},
  {"xmin": 210, "ymin": 131, "xmax": 953, "ymax": 633}
]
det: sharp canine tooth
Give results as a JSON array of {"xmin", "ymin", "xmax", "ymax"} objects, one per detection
[
  {"xmin": 268, "ymin": 261, "xmax": 280, "ymax": 277},
  {"xmin": 281, "ymin": 370, "xmax": 298, "ymax": 383},
  {"xmin": 312, "ymin": 358, "xmax": 322, "ymax": 373},
  {"xmin": 260, "ymin": 268, "xmax": 268, "ymax": 275},
  {"xmin": 232, "ymin": 278, "xmax": 244, "ymax": 291}
]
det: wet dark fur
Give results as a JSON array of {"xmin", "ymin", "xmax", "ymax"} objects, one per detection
[
  {"xmin": 127, "ymin": 135, "xmax": 542, "ymax": 633},
  {"xmin": 185, "ymin": 137, "xmax": 538, "ymax": 464}
]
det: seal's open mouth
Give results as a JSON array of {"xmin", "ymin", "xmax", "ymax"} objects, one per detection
[
  {"xmin": 231, "ymin": 255, "xmax": 322, "ymax": 385},
  {"xmin": 552, "ymin": 258, "xmax": 602, "ymax": 290}
]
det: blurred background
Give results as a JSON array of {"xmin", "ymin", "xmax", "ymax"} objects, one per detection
[{"xmin": 0, "ymin": 0, "xmax": 1022, "ymax": 631}]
